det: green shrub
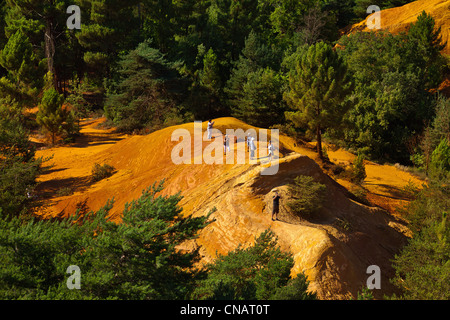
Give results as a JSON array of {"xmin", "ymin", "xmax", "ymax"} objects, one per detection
[
  {"xmin": 0, "ymin": 99, "xmax": 43, "ymax": 218},
  {"xmin": 56, "ymin": 187, "xmax": 72, "ymax": 197},
  {"xmin": 270, "ymin": 274, "xmax": 317, "ymax": 300},
  {"xmin": 401, "ymin": 179, "xmax": 421, "ymax": 200},
  {"xmin": 340, "ymin": 154, "xmax": 367, "ymax": 184},
  {"xmin": 429, "ymin": 138, "xmax": 450, "ymax": 182},
  {"xmin": 350, "ymin": 154, "xmax": 367, "ymax": 184},
  {"xmin": 36, "ymin": 88, "xmax": 67, "ymax": 145},
  {"xmin": 334, "ymin": 217, "xmax": 352, "ymax": 232},
  {"xmin": 91, "ymin": 163, "xmax": 115, "ymax": 182},
  {"xmin": 350, "ymin": 185, "xmax": 370, "ymax": 206},
  {"xmin": 287, "ymin": 175, "xmax": 327, "ymax": 216},
  {"xmin": 356, "ymin": 286, "xmax": 374, "ymax": 300},
  {"xmin": 391, "ymin": 182, "xmax": 450, "ymax": 300}
]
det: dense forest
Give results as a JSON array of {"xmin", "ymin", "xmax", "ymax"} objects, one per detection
[
  {"xmin": 0, "ymin": 0, "xmax": 448, "ymax": 161},
  {"xmin": 0, "ymin": 0, "xmax": 449, "ymax": 300}
]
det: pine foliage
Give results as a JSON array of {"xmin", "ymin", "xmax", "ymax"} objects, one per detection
[
  {"xmin": 284, "ymin": 41, "xmax": 352, "ymax": 159},
  {"xmin": 36, "ymin": 88, "xmax": 67, "ymax": 144},
  {"xmin": 0, "ymin": 181, "xmax": 214, "ymax": 299}
]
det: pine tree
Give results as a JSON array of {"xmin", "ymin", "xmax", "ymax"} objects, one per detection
[
  {"xmin": 430, "ymin": 138, "xmax": 450, "ymax": 182},
  {"xmin": 350, "ymin": 153, "xmax": 367, "ymax": 184},
  {"xmin": 419, "ymin": 96, "xmax": 450, "ymax": 173},
  {"xmin": 191, "ymin": 229, "xmax": 314, "ymax": 300},
  {"xmin": 407, "ymin": 10, "xmax": 446, "ymax": 90},
  {"xmin": 76, "ymin": 0, "xmax": 141, "ymax": 83},
  {"xmin": 36, "ymin": 87, "xmax": 67, "ymax": 145},
  {"xmin": 226, "ymin": 31, "xmax": 284, "ymax": 127},
  {"xmin": 0, "ymin": 181, "xmax": 214, "ymax": 299},
  {"xmin": 141, "ymin": 0, "xmax": 175, "ymax": 53},
  {"xmin": 5, "ymin": 0, "xmax": 70, "ymax": 90},
  {"xmin": 0, "ymin": 98, "xmax": 41, "ymax": 218},
  {"xmin": 335, "ymin": 29, "xmax": 437, "ymax": 162},
  {"xmin": 284, "ymin": 41, "xmax": 352, "ymax": 159},
  {"xmin": 199, "ymin": 48, "xmax": 223, "ymax": 117},
  {"xmin": 234, "ymin": 67, "xmax": 286, "ymax": 127},
  {"xmin": 391, "ymin": 181, "xmax": 450, "ymax": 300},
  {"xmin": 0, "ymin": 29, "xmax": 45, "ymax": 91},
  {"xmin": 104, "ymin": 41, "xmax": 187, "ymax": 132}
]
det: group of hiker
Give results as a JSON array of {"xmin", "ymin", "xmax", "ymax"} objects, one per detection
[
  {"xmin": 207, "ymin": 119, "xmax": 274, "ymax": 161},
  {"xmin": 207, "ymin": 119, "xmax": 280, "ymax": 221}
]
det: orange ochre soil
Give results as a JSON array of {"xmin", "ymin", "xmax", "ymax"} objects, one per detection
[{"xmin": 32, "ymin": 117, "xmax": 424, "ymax": 299}]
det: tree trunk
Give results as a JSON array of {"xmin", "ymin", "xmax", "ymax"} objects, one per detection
[
  {"xmin": 317, "ymin": 124, "xmax": 323, "ymax": 159},
  {"xmin": 45, "ymin": 17, "xmax": 58, "ymax": 90}
]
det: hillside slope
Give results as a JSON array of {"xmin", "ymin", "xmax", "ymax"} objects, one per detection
[
  {"xmin": 347, "ymin": 0, "xmax": 450, "ymax": 97},
  {"xmin": 348, "ymin": 0, "xmax": 450, "ymax": 55},
  {"xmin": 35, "ymin": 117, "xmax": 420, "ymax": 299}
]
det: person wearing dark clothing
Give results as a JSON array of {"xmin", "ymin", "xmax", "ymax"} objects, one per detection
[
  {"xmin": 223, "ymin": 134, "xmax": 230, "ymax": 154},
  {"xmin": 272, "ymin": 190, "xmax": 281, "ymax": 221}
]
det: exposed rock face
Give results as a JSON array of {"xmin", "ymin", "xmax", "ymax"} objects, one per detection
[
  {"xmin": 36, "ymin": 117, "xmax": 410, "ymax": 299},
  {"xmin": 184, "ymin": 153, "xmax": 408, "ymax": 299}
]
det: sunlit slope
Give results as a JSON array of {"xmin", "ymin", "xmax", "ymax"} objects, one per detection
[
  {"xmin": 348, "ymin": 0, "xmax": 450, "ymax": 55},
  {"xmin": 35, "ymin": 117, "xmax": 418, "ymax": 299}
]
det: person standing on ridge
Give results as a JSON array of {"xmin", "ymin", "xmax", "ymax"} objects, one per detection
[
  {"xmin": 268, "ymin": 140, "xmax": 274, "ymax": 161},
  {"xmin": 207, "ymin": 119, "xmax": 215, "ymax": 140},
  {"xmin": 250, "ymin": 136, "xmax": 256, "ymax": 160},
  {"xmin": 246, "ymin": 132, "xmax": 251, "ymax": 152},
  {"xmin": 272, "ymin": 190, "xmax": 281, "ymax": 221},
  {"xmin": 223, "ymin": 134, "xmax": 230, "ymax": 154}
]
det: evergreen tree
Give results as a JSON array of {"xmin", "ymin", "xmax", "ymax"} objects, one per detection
[
  {"xmin": 287, "ymin": 175, "xmax": 326, "ymax": 217},
  {"xmin": 81, "ymin": 181, "xmax": 213, "ymax": 299},
  {"xmin": 0, "ymin": 29, "xmax": 45, "ymax": 103},
  {"xmin": 322, "ymin": 0, "xmax": 356, "ymax": 29},
  {"xmin": 36, "ymin": 87, "xmax": 67, "ymax": 145},
  {"xmin": 406, "ymin": 10, "xmax": 446, "ymax": 91},
  {"xmin": 191, "ymin": 229, "xmax": 315, "ymax": 300},
  {"xmin": 284, "ymin": 41, "xmax": 352, "ymax": 159},
  {"xmin": 0, "ymin": 181, "xmax": 213, "ymax": 299},
  {"xmin": 141, "ymin": 0, "xmax": 176, "ymax": 53},
  {"xmin": 199, "ymin": 48, "xmax": 223, "ymax": 117},
  {"xmin": 335, "ymin": 28, "xmax": 439, "ymax": 162},
  {"xmin": 391, "ymin": 180, "xmax": 450, "ymax": 300},
  {"xmin": 234, "ymin": 67, "xmax": 286, "ymax": 127},
  {"xmin": 270, "ymin": 274, "xmax": 317, "ymax": 300},
  {"xmin": 429, "ymin": 138, "xmax": 450, "ymax": 182},
  {"xmin": 3, "ymin": 4, "xmax": 44, "ymax": 45},
  {"xmin": 104, "ymin": 41, "xmax": 188, "ymax": 132},
  {"xmin": 262, "ymin": 0, "xmax": 315, "ymax": 44},
  {"xmin": 226, "ymin": 31, "xmax": 284, "ymax": 127},
  {"xmin": 0, "ymin": 0, "xmax": 6, "ymax": 51},
  {"xmin": 0, "ymin": 98, "xmax": 42, "ymax": 218},
  {"xmin": 75, "ymin": 0, "xmax": 141, "ymax": 84},
  {"xmin": 418, "ymin": 96, "xmax": 450, "ymax": 173},
  {"xmin": 5, "ymin": 0, "xmax": 70, "ymax": 90},
  {"xmin": 349, "ymin": 153, "xmax": 367, "ymax": 184}
]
